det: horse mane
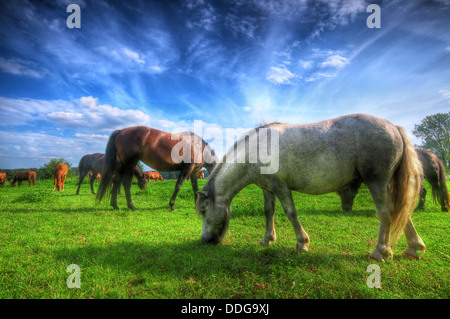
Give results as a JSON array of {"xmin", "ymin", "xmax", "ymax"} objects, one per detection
[{"xmin": 255, "ymin": 121, "xmax": 285, "ymax": 129}]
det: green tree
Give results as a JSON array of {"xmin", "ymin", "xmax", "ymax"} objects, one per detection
[
  {"xmin": 40, "ymin": 158, "xmax": 72, "ymax": 180},
  {"xmin": 413, "ymin": 112, "xmax": 450, "ymax": 167}
]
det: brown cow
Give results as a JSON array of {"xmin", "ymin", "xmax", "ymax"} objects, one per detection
[
  {"xmin": 144, "ymin": 171, "xmax": 164, "ymax": 182},
  {"xmin": 0, "ymin": 172, "xmax": 6, "ymax": 185},
  {"xmin": 53, "ymin": 163, "xmax": 69, "ymax": 192},
  {"xmin": 11, "ymin": 171, "xmax": 36, "ymax": 188}
]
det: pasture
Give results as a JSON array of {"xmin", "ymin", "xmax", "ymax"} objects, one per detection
[{"xmin": 0, "ymin": 177, "xmax": 448, "ymax": 299}]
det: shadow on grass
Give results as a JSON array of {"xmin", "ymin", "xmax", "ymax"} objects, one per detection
[{"xmin": 53, "ymin": 239, "xmax": 370, "ymax": 281}]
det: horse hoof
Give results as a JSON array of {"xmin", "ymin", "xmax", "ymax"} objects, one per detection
[
  {"xmin": 369, "ymin": 251, "xmax": 385, "ymax": 263},
  {"xmin": 296, "ymin": 243, "xmax": 309, "ymax": 252},
  {"xmin": 404, "ymin": 247, "xmax": 422, "ymax": 260},
  {"xmin": 404, "ymin": 253, "xmax": 420, "ymax": 260}
]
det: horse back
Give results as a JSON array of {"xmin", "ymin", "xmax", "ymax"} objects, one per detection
[
  {"xmin": 116, "ymin": 126, "xmax": 205, "ymax": 172},
  {"xmin": 271, "ymin": 114, "xmax": 404, "ymax": 193}
]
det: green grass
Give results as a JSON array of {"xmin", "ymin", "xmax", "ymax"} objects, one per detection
[{"xmin": 0, "ymin": 177, "xmax": 448, "ymax": 299}]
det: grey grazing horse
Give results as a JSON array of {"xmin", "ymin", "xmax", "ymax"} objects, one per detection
[
  {"xmin": 76, "ymin": 153, "xmax": 147, "ymax": 195},
  {"xmin": 338, "ymin": 149, "xmax": 449, "ymax": 212},
  {"xmin": 196, "ymin": 114, "xmax": 425, "ymax": 262}
]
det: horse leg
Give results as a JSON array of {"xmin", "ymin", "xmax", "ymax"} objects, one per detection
[
  {"xmin": 337, "ymin": 185, "xmax": 355, "ymax": 212},
  {"xmin": 53, "ymin": 177, "xmax": 57, "ymax": 191},
  {"xmin": 417, "ymin": 184, "xmax": 426, "ymax": 210},
  {"xmin": 366, "ymin": 182, "xmax": 393, "ymax": 262},
  {"xmin": 190, "ymin": 175, "xmax": 198, "ymax": 204},
  {"xmin": 404, "ymin": 218, "xmax": 426, "ymax": 259},
  {"xmin": 121, "ymin": 166, "xmax": 137, "ymax": 211},
  {"xmin": 274, "ymin": 185, "xmax": 310, "ymax": 252},
  {"xmin": 169, "ymin": 168, "xmax": 191, "ymax": 211},
  {"xmin": 75, "ymin": 172, "xmax": 86, "ymax": 195},
  {"xmin": 89, "ymin": 172, "xmax": 96, "ymax": 194},
  {"xmin": 259, "ymin": 189, "xmax": 277, "ymax": 246},
  {"xmin": 110, "ymin": 174, "xmax": 121, "ymax": 210}
]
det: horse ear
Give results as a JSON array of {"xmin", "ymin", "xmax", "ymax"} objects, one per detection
[{"xmin": 196, "ymin": 190, "xmax": 208, "ymax": 198}]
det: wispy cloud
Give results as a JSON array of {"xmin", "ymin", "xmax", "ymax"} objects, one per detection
[
  {"xmin": 0, "ymin": 57, "xmax": 46, "ymax": 78},
  {"xmin": 266, "ymin": 66, "xmax": 296, "ymax": 85},
  {"xmin": 320, "ymin": 54, "xmax": 349, "ymax": 68}
]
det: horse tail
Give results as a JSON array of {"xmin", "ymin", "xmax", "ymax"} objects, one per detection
[
  {"xmin": 96, "ymin": 130, "xmax": 121, "ymax": 203},
  {"xmin": 389, "ymin": 126, "xmax": 423, "ymax": 241},
  {"xmin": 434, "ymin": 159, "xmax": 450, "ymax": 211}
]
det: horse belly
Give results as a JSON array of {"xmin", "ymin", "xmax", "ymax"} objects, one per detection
[{"xmin": 277, "ymin": 145, "xmax": 357, "ymax": 195}]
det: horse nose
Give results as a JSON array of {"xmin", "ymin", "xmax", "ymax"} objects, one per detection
[{"xmin": 201, "ymin": 233, "xmax": 219, "ymax": 245}]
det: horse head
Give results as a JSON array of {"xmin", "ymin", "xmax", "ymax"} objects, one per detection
[{"xmin": 196, "ymin": 179, "xmax": 230, "ymax": 245}]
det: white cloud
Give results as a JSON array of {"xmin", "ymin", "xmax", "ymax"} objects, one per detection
[
  {"xmin": 0, "ymin": 96, "xmax": 152, "ymax": 132},
  {"xmin": 0, "ymin": 131, "xmax": 95, "ymax": 168},
  {"xmin": 299, "ymin": 60, "xmax": 313, "ymax": 69},
  {"xmin": 0, "ymin": 57, "xmax": 45, "ymax": 78},
  {"xmin": 266, "ymin": 66, "xmax": 295, "ymax": 85},
  {"xmin": 320, "ymin": 54, "xmax": 349, "ymax": 68},
  {"xmin": 438, "ymin": 89, "xmax": 450, "ymax": 103},
  {"xmin": 122, "ymin": 48, "xmax": 146, "ymax": 65},
  {"xmin": 149, "ymin": 65, "xmax": 164, "ymax": 74},
  {"xmin": 305, "ymin": 72, "xmax": 336, "ymax": 82}
]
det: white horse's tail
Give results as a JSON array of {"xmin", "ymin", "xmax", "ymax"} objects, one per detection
[{"xmin": 389, "ymin": 126, "xmax": 423, "ymax": 241}]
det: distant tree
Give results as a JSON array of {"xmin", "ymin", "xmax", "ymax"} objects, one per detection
[
  {"xmin": 413, "ymin": 112, "xmax": 449, "ymax": 168},
  {"xmin": 40, "ymin": 158, "xmax": 72, "ymax": 180}
]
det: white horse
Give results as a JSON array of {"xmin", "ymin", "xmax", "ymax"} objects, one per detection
[{"xmin": 196, "ymin": 114, "xmax": 426, "ymax": 262}]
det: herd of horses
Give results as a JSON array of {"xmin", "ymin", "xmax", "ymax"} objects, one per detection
[{"xmin": 1, "ymin": 114, "xmax": 448, "ymax": 261}]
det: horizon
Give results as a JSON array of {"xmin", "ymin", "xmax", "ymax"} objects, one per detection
[{"xmin": 1, "ymin": 0, "xmax": 449, "ymax": 170}]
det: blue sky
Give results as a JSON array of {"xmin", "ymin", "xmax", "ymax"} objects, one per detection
[{"xmin": 0, "ymin": 0, "xmax": 449, "ymax": 169}]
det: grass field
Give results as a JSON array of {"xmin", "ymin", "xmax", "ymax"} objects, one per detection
[{"xmin": 0, "ymin": 176, "xmax": 448, "ymax": 299}]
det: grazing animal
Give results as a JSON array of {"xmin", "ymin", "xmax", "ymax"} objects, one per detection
[
  {"xmin": 76, "ymin": 153, "xmax": 107, "ymax": 195},
  {"xmin": 96, "ymin": 126, "xmax": 218, "ymax": 211},
  {"xmin": 196, "ymin": 114, "xmax": 425, "ymax": 262},
  {"xmin": 76, "ymin": 153, "xmax": 146, "ymax": 195},
  {"xmin": 196, "ymin": 170, "xmax": 205, "ymax": 179},
  {"xmin": 416, "ymin": 149, "xmax": 449, "ymax": 212},
  {"xmin": 337, "ymin": 149, "xmax": 449, "ymax": 212},
  {"xmin": 11, "ymin": 171, "xmax": 36, "ymax": 188},
  {"xmin": 89, "ymin": 172, "xmax": 101, "ymax": 182},
  {"xmin": 0, "ymin": 172, "xmax": 6, "ymax": 185},
  {"xmin": 53, "ymin": 163, "xmax": 69, "ymax": 192},
  {"xmin": 144, "ymin": 171, "xmax": 164, "ymax": 182}
]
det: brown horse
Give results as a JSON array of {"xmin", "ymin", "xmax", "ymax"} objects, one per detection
[
  {"xmin": 144, "ymin": 171, "xmax": 164, "ymax": 181},
  {"xmin": 337, "ymin": 149, "xmax": 449, "ymax": 212},
  {"xmin": 0, "ymin": 172, "xmax": 6, "ymax": 185},
  {"xmin": 196, "ymin": 170, "xmax": 205, "ymax": 179},
  {"xmin": 97, "ymin": 126, "xmax": 218, "ymax": 210},
  {"xmin": 76, "ymin": 153, "xmax": 146, "ymax": 195},
  {"xmin": 89, "ymin": 172, "xmax": 101, "ymax": 182},
  {"xmin": 11, "ymin": 171, "xmax": 36, "ymax": 188},
  {"xmin": 53, "ymin": 163, "xmax": 69, "ymax": 192}
]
